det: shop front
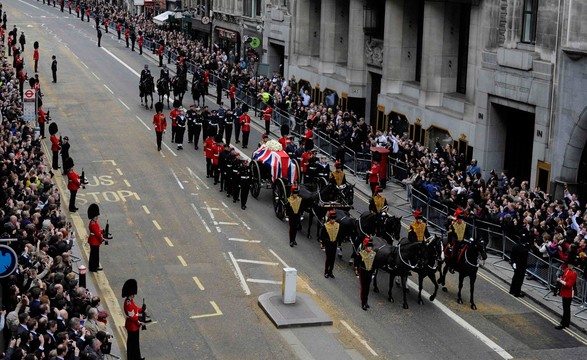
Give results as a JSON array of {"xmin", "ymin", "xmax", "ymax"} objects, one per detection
[{"xmin": 215, "ymin": 27, "xmax": 240, "ymax": 56}]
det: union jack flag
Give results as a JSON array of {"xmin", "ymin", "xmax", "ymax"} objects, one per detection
[{"xmin": 252, "ymin": 145, "xmax": 298, "ymax": 184}]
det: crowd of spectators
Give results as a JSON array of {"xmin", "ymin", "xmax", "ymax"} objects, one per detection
[{"xmin": 0, "ymin": 8, "xmax": 111, "ymax": 360}]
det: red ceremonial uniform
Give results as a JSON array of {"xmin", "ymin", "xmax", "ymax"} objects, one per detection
[
  {"xmin": 369, "ymin": 163, "xmax": 380, "ymax": 183},
  {"xmin": 263, "ymin": 106, "xmax": 273, "ymax": 122},
  {"xmin": 240, "ymin": 114, "xmax": 251, "ymax": 132},
  {"xmin": 204, "ymin": 137, "xmax": 214, "ymax": 158},
  {"xmin": 278, "ymin": 137, "xmax": 291, "ymax": 151},
  {"xmin": 204, "ymin": 70, "xmax": 209, "ymax": 84},
  {"xmin": 301, "ymin": 151, "xmax": 311, "ymax": 173},
  {"xmin": 67, "ymin": 170, "xmax": 81, "ymax": 191},
  {"xmin": 86, "ymin": 9, "xmax": 90, "ymax": 17},
  {"xmin": 117, "ymin": 23, "xmax": 122, "ymax": 32},
  {"xmin": 169, "ymin": 109, "xmax": 179, "ymax": 127},
  {"xmin": 38, "ymin": 108, "xmax": 46, "ymax": 123},
  {"xmin": 560, "ymin": 268, "xmax": 577, "ymax": 298},
  {"xmin": 125, "ymin": 29, "xmax": 130, "ymax": 39},
  {"xmin": 88, "ymin": 219, "xmax": 103, "ymax": 246},
  {"xmin": 33, "ymin": 49, "xmax": 39, "ymax": 61},
  {"xmin": 304, "ymin": 129, "xmax": 313, "ymax": 141},
  {"xmin": 158, "ymin": 45, "xmax": 164, "ymax": 56},
  {"xmin": 138, "ymin": 36, "xmax": 143, "ymax": 47},
  {"xmin": 124, "ymin": 297, "xmax": 142, "ymax": 332},
  {"xmin": 152, "ymin": 113, "xmax": 167, "ymax": 132},
  {"xmin": 212, "ymin": 143, "xmax": 224, "ymax": 165},
  {"xmin": 229, "ymin": 85, "xmax": 236, "ymax": 99},
  {"xmin": 50, "ymin": 135, "xmax": 60, "ymax": 152}
]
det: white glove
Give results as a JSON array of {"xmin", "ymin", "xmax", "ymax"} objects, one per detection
[
  {"xmin": 285, "ymin": 217, "xmax": 289, "ymax": 222},
  {"xmin": 512, "ymin": 263, "xmax": 517, "ymax": 270}
]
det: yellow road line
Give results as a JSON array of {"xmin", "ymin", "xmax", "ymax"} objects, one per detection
[
  {"xmin": 164, "ymin": 237, "xmax": 174, "ymax": 247},
  {"xmin": 178, "ymin": 256, "xmax": 187, "ymax": 267},
  {"xmin": 193, "ymin": 276, "xmax": 205, "ymax": 291},
  {"xmin": 190, "ymin": 301, "xmax": 223, "ymax": 319}
]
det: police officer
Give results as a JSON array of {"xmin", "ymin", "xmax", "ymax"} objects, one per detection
[
  {"xmin": 239, "ymin": 159, "xmax": 251, "ymax": 210},
  {"xmin": 408, "ymin": 210, "xmax": 430, "ymax": 242},
  {"xmin": 97, "ymin": 26, "xmax": 102, "ymax": 47},
  {"xmin": 321, "ymin": 210, "xmax": 340, "ymax": 278},
  {"xmin": 285, "ymin": 186, "xmax": 302, "ymax": 247},
  {"xmin": 358, "ymin": 237, "xmax": 376, "ymax": 310},
  {"xmin": 130, "ymin": 28, "xmax": 137, "ymax": 51}
]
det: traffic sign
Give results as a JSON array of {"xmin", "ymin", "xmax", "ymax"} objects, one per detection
[
  {"xmin": 201, "ymin": 16, "xmax": 210, "ymax": 25},
  {"xmin": 0, "ymin": 245, "xmax": 18, "ymax": 278},
  {"xmin": 23, "ymin": 88, "xmax": 37, "ymax": 122},
  {"xmin": 250, "ymin": 37, "xmax": 261, "ymax": 49}
]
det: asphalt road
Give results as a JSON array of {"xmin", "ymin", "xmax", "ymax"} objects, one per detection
[{"xmin": 9, "ymin": 1, "xmax": 587, "ymax": 359}]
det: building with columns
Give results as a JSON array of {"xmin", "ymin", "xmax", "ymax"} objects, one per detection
[{"xmin": 288, "ymin": 0, "xmax": 587, "ymax": 196}]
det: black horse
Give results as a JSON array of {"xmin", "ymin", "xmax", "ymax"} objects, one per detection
[
  {"xmin": 171, "ymin": 75, "xmax": 187, "ymax": 104},
  {"xmin": 157, "ymin": 77, "xmax": 171, "ymax": 109},
  {"xmin": 437, "ymin": 237, "xmax": 487, "ymax": 310},
  {"xmin": 139, "ymin": 74, "xmax": 154, "ymax": 109},
  {"xmin": 298, "ymin": 183, "xmax": 342, "ymax": 239},
  {"xmin": 191, "ymin": 77, "xmax": 205, "ymax": 106},
  {"xmin": 371, "ymin": 237, "xmax": 424, "ymax": 309},
  {"xmin": 415, "ymin": 235, "xmax": 444, "ymax": 304}
]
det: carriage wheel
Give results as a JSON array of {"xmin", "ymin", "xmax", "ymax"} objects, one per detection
[
  {"xmin": 250, "ymin": 161, "xmax": 261, "ymax": 199},
  {"xmin": 316, "ymin": 176, "xmax": 328, "ymax": 189},
  {"xmin": 273, "ymin": 178, "xmax": 288, "ymax": 220}
]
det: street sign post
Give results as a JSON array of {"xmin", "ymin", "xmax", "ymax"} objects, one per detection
[
  {"xmin": 0, "ymin": 244, "xmax": 18, "ymax": 278},
  {"xmin": 23, "ymin": 88, "xmax": 37, "ymax": 122}
]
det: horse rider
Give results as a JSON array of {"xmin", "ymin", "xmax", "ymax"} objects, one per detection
[
  {"xmin": 408, "ymin": 210, "xmax": 430, "ymax": 242},
  {"xmin": 369, "ymin": 186, "xmax": 388, "ymax": 215},
  {"xmin": 140, "ymin": 64, "xmax": 151, "ymax": 84},
  {"xmin": 329, "ymin": 161, "xmax": 347, "ymax": 187},
  {"xmin": 445, "ymin": 209, "xmax": 471, "ymax": 271},
  {"xmin": 358, "ymin": 237, "xmax": 376, "ymax": 311},
  {"xmin": 285, "ymin": 186, "xmax": 302, "ymax": 248},
  {"xmin": 321, "ymin": 210, "xmax": 340, "ymax": 278},
  {"xmin": 160, "ymin": 64, "xmax": 170, "ymax": 82}
]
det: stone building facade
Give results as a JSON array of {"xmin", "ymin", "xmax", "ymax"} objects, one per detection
[{"xmin": 287, "ymin": 0, "xmax": 587, "ymax": 196}]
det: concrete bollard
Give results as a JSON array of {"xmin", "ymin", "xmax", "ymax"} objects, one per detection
[
  {"xmin": 78, "ymin": 265, "xmax": 87, "ymax": 288},
  {"xmin": 282, "ymin": 267, "xmax": 297, "ymax": 304}
]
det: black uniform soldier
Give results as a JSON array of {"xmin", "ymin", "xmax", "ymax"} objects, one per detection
[
  {"xmin": 233, "ymin": 102, "xmax": 242, "ymax": 143},
  {"xmin": 358, "ymin": 237, "xmax": 376, "ymax": 310},
  {"xmin": 224, "ymin": 108, "xmax": 234, "ymax": 147},
  {"xmin": 239, "ymin": 159, "xmax": 251, "ymax": 210},
  {"xmin": 186, "ymin": 104, "xmax": 197, "ymax": 146},
  {"xmin": 216, "ymin": 77, "xmax": 223, "ymax": 105},
  {"xmin": 201, "ymin": 106, "xmax": 210, "ymax": 144},
  {"xmin": 175, "ymin": 107, "xmax": 186, "ymax": 150},
  {"xmin": 130, "ymin": 29, "xmax": 136, "ymax": 51},
  {"xmin": 216, "ymin": 105, "xmax": 226, "ymax": 138},
  {"xmin": 97, "ymin": 26, "xmax": 102, "ymax": 47},
  {"xmin": 60, "ymin": 136, "xmax": 70, "ymax": 175},
  {"xmin": 285, "ymin": 186, "xmax": 302, "ymax": 247},
  {"xmin": 218, "ymin": 146, "xmax": 231, "ymax": 193},
  {"xmin": 231, "ymin": 155, "xmax": 241, "ymax": 202},
  {"xmin": 19, "ymin": 31, "xmax": 26, "ymax": 52},
  {"xmin": 51, "ymin": 55, "xmax": 57, "ymax": 83},
  {"xmin": 321, "ymin": 210, "xmax": 340, "ymax": 278}
]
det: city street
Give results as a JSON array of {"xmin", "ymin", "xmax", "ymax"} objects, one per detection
[{"xmin": 9, "ymin": 1, "xmax": 587, "ymax": 359}]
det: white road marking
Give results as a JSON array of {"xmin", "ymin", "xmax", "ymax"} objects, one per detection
[
  {"xmin": 101, "ymin": 47, "xmax": 141, "ymax": 77},
  {"xmin": 118, "ymin": 98, "xmax": 130, "ymax": 110},
  {"xmin": 81, "ymin": 61, "xmax": 89, "ymax": 69},
  {"xmin": 237, "ymin": 259, "xmax": 279, "ymax": 266},
  {"xmin": 170, "ymin": 169, "xmax": 184, "ymax": 189},
  {"xmin": 103, "ymin": 84, "xmax": 114, "ymax": 94},
  {"xmin": 164, "ymin": 237, "xmax": 174, "ymax": 247},
  {"xmin": 213, "ymin": 221, "xmax": 239, "ymax": 226},
  {"xmin": 228, "ymin": 252, "xmax": 251, "ymax": 296},
  {"xmin": 193, "ymin": 276, "xmax": 205, "ymax": 291},
  {"xmin": 152, "ymin": 220, "xmax": 161, "ymax": 230},
  {"xmin": 220, "ymin": 202, "xmax": 251, "ymax": 230},
  {"xmin": 204, "ymin": 203, "xmax": 215, "ymax": 220},
  {"xmin": 247, "ymin": 279, "xmax": 281, "ymax": 285},
  {"xmin": 134, "ymin": 115, "xmax": 151, "ymax": 131},
  {"xmin": 91, "ymin": 72, "xmax": 100, "ymax": 80},
  {"xmin": 186, "ymin": 167, "xmax": 207, "ymax": 190},
  {"xmin": 269, "ymin": 249, "xmax": 289, "ymax": 267},
  {"xmin": 406, "ymin": 281, "xmax": 513, "ymax": 359},
  {"xmin": 340, "ymin": 320, "xmax": 378, "ymax": 357},
  {"xmin": 177, "ymin": 256, "xmax": 187, "ymax": 267},
  {"xmin": 202, "ymin": 207, "xmax": 220, "ymax": 211},
  {"xmin": 123, "ymin": 180, "xmax": 131, "ymax": 187},
  {"xmin": 18, "ymin": 0, "xmax": 40, "ymax": 9},
  {"xmin": 162, "ymin": 142, "xmax": 177, "ymax": 156},
  {"xmin": 216, "ymin": 226, "xmax": 222, "ymax": 233},
  {"xmin": 142, "ymin": 205, "xmax": 150, "ymax": 214},
  {"xmin": 228, "ymin": 238, "xmax": 261, "ymax": 243},
  {"xmin": 191, "ymin": 203, "xmax": 211, "ymax": 233}
]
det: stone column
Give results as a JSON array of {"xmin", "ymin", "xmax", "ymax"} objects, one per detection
[
  {"xmin": 319, "ymin": 0, "xmax": 337, "ymax": 73},
  {"xmin": 420, "ymin": 1, "xmax": 446, "ymax": 106},
  {"xmin": 294, "ymin": 0, "xmax": 311, "ymax": 57},
  {"xmin": 381, "ymin": 0, "xmax": 406, "ymax": 94},
  {"xmin": 346, "ymin": 0, "xmax": 366, "ymax": 86}
]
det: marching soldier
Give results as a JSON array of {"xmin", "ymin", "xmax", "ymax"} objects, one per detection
[
  {"xmin": 231, "ymin": 154, "xmax": 242, "ymax": 203},
  {"xmin": 125, "ymin": 27, "xmax": 130, "ymax": 48},
  {"xmin": 65, "ymin": 157, "xmax": 81, "ymax": 213},
  {"xmin": 234, "ymin": 102, "xmax": 242, "ymax": 144},
  {"xmin": 116, "ymin": 22, "xmax": 122, "ymax": 39},
  {"xmin": 175, "ymin": 107, "xmax": 187, "ymax": 150},
  {"xmin": 369, "ymin": 186, "xmax": 388, "ymax": 214},
  {"xmin": 186, "ymin": 104, "xmax": 198, "ymax": 148},
  {"xmin": 408, "ymin": 210, "xmax": 430, "ymax": 242},
  {"xmin": 204, "ymin": 130, "xmax": 216, "ymax": 178},
  {"xmin": 218, "ymin": 146, "xmax": 231, "ymax": 192},
  {"xmin": 315, "ymin": 155, "xmax": 331, "ymax": 181},
  {"xmin": 122, "ymin": 279, "xmax": 145, "ymax": 360},
  {"xmin": 321, "ymin": 210, "xmax": 340, "ymax": 278},
  {"xmin": 278, "ymin": 124, "xmax": 292, "ymax": 151},
  {"xmin": 212, "ymin": 135, "xmax": 224, "ymax": 185},
  {"xmin": 224, "ymin": 108, "xmax": 234, "ymax": 147},
  {"xmin": 239, "ymin": 159, "xmax": 251, "ymax": 210},
  {"xmin": 87, "ymin": 203, "xmax": 106, "ymax": 272},
  {"xmin": 169, "ymin": 100, "xmax": 180, "ymax": 143},
  {"xmin": 285, "ymin": 186, "xmax": 302, "ymax": 247},
  {"xmin": 224, "ymin": 149, "xmax": 237, "ymax": 197},
  {"xmin": 138, "ymin": 31, "xmax": 143, "ymax": 55},
  {"xmin": 329, "ymin": 161, "xmax": 347, "ymax": 187},
  {"xmin": 445, "ymin": 209, "xmax": 471, "ymax": 269},
  {"xmin": 358, "ymin": 237, "xmax": 376, "ymax": 310},
  {"xmin": 49, "ymin": 122, "xmax": 60, "ymax": 170},
  {"xmin": 201, "ymin": 105, "xmax": 211, "ymax": 144},
  {"xmin": 153, "ymin": 102, "xmax": 167, "ymax": 151}
]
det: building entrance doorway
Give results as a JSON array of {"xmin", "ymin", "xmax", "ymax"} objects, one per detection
[
  {"xmin": 367, "ymin": 72, "xmax": 381, "ymax": 126},
  {"xmin": 268, "ymin": 42, "xmax": 285, "ymax": 77}
]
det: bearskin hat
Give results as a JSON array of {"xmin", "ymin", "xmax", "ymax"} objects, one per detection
[
  {"xmin": 63, "ymin": 157, "xmax": 74, "ymax": 170},
  {"xmin": 87, "ymin": 203, "xmax": 100, "ymax": 219},
  {"xmin": 280, "ymin": 124, "xmax": 290, "ymax": 137},
  {"xmin": 304, "ymin": 138, "xmax": 314, "ymax": 152},
  {"xmin": 173, "ymin": 99, "xmax": 181, "ymax": 109},
  {"xmin": 155, "ymin": 102, "xmax": 164, "ymax": 113},
  {"xmin": 121, "ymin": 279, "xmax": 138, "ymax": 298},
  {"xmin": 49, "ymin": 122, "xmax": 58, "ymax": 135}
]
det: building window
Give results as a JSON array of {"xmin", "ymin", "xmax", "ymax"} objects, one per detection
[
  {"xmin": 244, "ymin": 0, "xmax": 263, "ymax": 18},
  {"xmin": 521, "ymin": 0, "xmax": 538, "ymax": 44}
]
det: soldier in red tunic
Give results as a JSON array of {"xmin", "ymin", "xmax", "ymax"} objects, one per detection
[
  {"xmin": 87, "ymin": 203, "xmax": 111, "ymax": 272},
  {"xmin": 212, "ymin": 135, "xmax": 225, "ymax": 185},
  {"xmin": 263, "ymin": 105, "xmax": 273, "ymax": 135},
  {"xmin": 65, "ymin": 157, "xmax": 81, "ymax": 212},
  {"xmin": 153, "ymin": 102, "xmax": 167, "ymax": 151},
  {"xmin": 555, "ymin": 258, "xmax": 577, "ymax": 330},
  {"xmin": 49, "ymin": 122, "xmax": 60, "ymax": 170},
  {"xmin": 122, "ymin": 279, "xmax": 145, "ymax": 360}
]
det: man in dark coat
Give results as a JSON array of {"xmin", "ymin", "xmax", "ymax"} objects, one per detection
[{"xmin": 509, "ymin": 237, "xmax": 530, "ymax": 297}]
